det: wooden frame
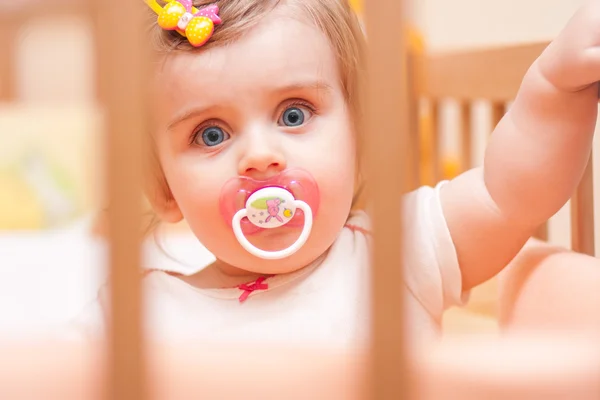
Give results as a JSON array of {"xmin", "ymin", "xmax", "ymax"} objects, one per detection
[
  {"xmin": 421, "ymin": 42, "xmax": 548, "ymax": 101},
  {"xmin": 1, "ymin": 1, "xmax": 599, "ymax": 399}
]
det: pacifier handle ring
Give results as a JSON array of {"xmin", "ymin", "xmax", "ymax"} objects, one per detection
[{"xmin": 232, "ymin": 200, "xmax": 313, "ymax": 260}]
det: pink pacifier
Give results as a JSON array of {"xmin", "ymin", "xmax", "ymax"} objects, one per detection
[{"xmin": 219, "ymin": 168, "xmax": 319, "ymax": 260}]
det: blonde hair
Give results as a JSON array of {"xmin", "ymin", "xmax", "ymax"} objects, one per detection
[{"xmin": 139, "ymin": 0, "xmax": 367, "ymax": 233}]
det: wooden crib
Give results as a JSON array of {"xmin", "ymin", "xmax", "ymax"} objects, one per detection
[{"xmin": 1, "ymin": 0, "xmax": 599, "ymax": 399}]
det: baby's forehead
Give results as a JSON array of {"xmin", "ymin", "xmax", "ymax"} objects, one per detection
[{"xmin": 155, "ymin": 15, "xmax": 341, "ymax": 103}]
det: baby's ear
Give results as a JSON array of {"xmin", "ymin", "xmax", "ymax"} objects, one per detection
[
  {"xmin": 155, "ymin": 197, "xmax": 184, "ymax": 223},
  {"xmin": 145, "ymin": 179, "xmax": 184, "ymax": 223}
]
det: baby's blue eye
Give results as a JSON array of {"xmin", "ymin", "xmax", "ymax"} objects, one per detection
[
  {"xmin": 197, "ymin": 126, "xmax": 229, "ymax": 146},
  {"xmin": 280, "ymin": 106, "xmax": 307, "ymax": 127}
]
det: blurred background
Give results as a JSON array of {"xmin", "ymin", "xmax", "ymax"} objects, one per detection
[{"xmin": 0, "ymin": 0, "xmax": 592, "ymax": 335}]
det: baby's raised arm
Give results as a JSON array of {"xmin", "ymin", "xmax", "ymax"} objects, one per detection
[{"xmin": 440, "ymin": 1, "xmax": 600, "ymax": 290}]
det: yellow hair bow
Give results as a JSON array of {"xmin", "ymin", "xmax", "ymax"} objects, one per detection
[{"xmin": 145, "ymin": 1, "xmax": 222, "ymax": 47}]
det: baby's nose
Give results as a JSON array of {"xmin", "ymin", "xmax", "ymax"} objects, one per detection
[{"xmin": 238, "ymin": 140, "xmax": 287, "ymax": 179}]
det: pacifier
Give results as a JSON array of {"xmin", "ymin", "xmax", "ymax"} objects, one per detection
[{"xmin": 219, "ymin": 168, "xmax": 319, "ymax": 260}]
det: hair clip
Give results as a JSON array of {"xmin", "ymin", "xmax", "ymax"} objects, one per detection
[{"xmin": 145, "ymin": 1, "xmax": 222, "ymax": 47}]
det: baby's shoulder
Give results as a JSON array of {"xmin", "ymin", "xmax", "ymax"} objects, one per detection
[
  {"xmin": 351, "ymin": 183, "xmax": 445, "ymax": 225},
  {"xmin": 402, "ymin": 183, "xmax": 444, "ymax": 208}
]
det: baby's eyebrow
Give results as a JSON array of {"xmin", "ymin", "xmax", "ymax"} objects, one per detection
[
  {"xmin": 167, "ymin": 105, "xmax": 217, "ymax": 131},
  {"xmin": 166, "ymin": 81, "xmax": 334, "ymax": 130},
  {"xmin": 271, "ymin": 80, "xmax": 334, "ymax": 97}
]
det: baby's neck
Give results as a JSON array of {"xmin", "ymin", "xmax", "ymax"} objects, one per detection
[{"xmin": 177, "ymin": 259, "xmax": 268, "ymax": 290}]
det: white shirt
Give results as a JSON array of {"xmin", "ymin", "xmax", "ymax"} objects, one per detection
[{"xmin": 73, "ymin": 182, "xmax": 466, "ymax": 348}]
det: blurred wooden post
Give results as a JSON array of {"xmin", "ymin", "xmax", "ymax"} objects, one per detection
[
  {"xmin": 532, "ymin": 223, "xmax": 548, "ymax": 241},
  {"xmin": 364, "ymin": 0, "xmax": 411, "ymax": 399},
  {"xmin": 571, "ymin": 157, "xmax": 595, "ymax": 256},
  {"xmin": 490, "ymin": 102, "xmax": 505, "ymax": 133},
  {"xmin": 430, "ymin": 100, "xmax": 441, "ymax": 183},
  {"xmin": 460, "ymin": 102, "xmax": 472, "ymax": 172},
  {"xmin": 0, "ymin": 13, "xmax": 18, "ymax": 102},
  {"xmin": 93, "ymin": 0, "xmax": 149, "ymax": 399},
  {"xmin": 406, "ymin": 50, "xmax": 421, "ymax": 191}
]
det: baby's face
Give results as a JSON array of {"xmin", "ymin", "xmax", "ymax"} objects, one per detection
[{"xmin": 152, "ymin": 10, "xmax": 356, "ymax": 274}]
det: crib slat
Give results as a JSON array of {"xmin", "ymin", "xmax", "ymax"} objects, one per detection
[
  {"xmin": 491, "ymin": 102, "xmax": 505, "ymax": 132},
  {"xmin": 406, "ymin": 50, "xmax": 421, "ymax": 191},
  {"xmin": 571, "ymin": 157, "xmax": 595, "ymax": 256},
  {"xmin": 364, "ymin": 0, "xmax": 411, "ymax": 398},
  {"xmin": 94, "ymin": 0, "xmax": 149, "ymax": 399},
  {"xmin": 430, "ymin": 100, "xmax": 442, "ymax": 183},
  {"xmin": 0, "ymin": 17, "xmax": 18, "ymax": 102},
  {"xmin": 533, "ymin": 223, "xmax": 548, "ymax": 241},
  {"xmin": 460, "ymin": 102, "xmax": 472, "ymax": 172}
]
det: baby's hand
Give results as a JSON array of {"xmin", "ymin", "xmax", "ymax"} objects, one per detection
[{"xmin": 539, "ymin": 0, "xmax": 600, "ymax": 93}]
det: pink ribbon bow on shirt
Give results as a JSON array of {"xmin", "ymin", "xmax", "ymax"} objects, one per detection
[{"xmin": 238, "ymin": 276, "xmax": 272, "ymax": 303}]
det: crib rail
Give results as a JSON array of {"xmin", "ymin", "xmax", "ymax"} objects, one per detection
[
  {"xmin": 422, "ymin": 42, "xmax": 547, "ymax": 101},
  {"xmin": 418, "ymin": 42, "xmax": 595, "ymax": 253}
]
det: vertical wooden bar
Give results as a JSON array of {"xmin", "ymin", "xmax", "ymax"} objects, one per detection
[
  {"xmin": 93, "ymin": 0, "xmax": 149, "ymax": 399},
  {"xmin": 364, "ymin": 0, "xmax": 410, "ymax": 399},
  {"xmin": 571, "ymin": 157, "xmax": 595, "ymax": 256},
  {"xmin": 430, "ymin": 100, "xmax": 441, "ymax": 183},
  {"xmin": 532, "ymin": 222, "xmax": 548, "ymax": 241},
  {"xmin": 406, "ymin": 50, "xmax": 420, "ymax": 191},
  {"xmin": 490, "ymin": 102, "xmax": 505, "ymax": 132},
  {"xmin": 460, "ymin": 102, "xmax": 471, "ymax": 172},
  {"xmin": 0, "ymin": 15, "xmax": 18, "ymax": 102}
]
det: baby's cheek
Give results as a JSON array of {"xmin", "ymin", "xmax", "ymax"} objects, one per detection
[
  {"xmin": 312, "ymin": 166, "xmax": 355, "ymax": 231},
  {"xmin": 180, "ymin": 190, "xmax": 232, "ymax": 250},
  {"xmin": 165, "ymin": 165, "xmax": 221, "ymax": 223},
  {"xmin": 176, "ymin": 176, "xmax": 219, "ymax": 220}
]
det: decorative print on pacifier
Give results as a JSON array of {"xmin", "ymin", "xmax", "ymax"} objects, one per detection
[
  {"xmin": 245, "ymin": 187, "xmax": 297, "ymax": 228},
  {"xmin": 145, "ymin": 0, "xmax": 222, "ymax": 47},
  {"xmin": 219, "ymin": 169, "xmax": 320, "ymax": 260}
]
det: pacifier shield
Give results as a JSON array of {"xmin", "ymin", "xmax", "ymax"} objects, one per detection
[{"xmin": 219, "ymin": 168, "xmax": 320, "ymax": 235}]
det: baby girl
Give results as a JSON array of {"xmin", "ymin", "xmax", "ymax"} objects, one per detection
[{"xmin": 78, "ymin": 0, "xmax": 600, "ymax": 346}]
